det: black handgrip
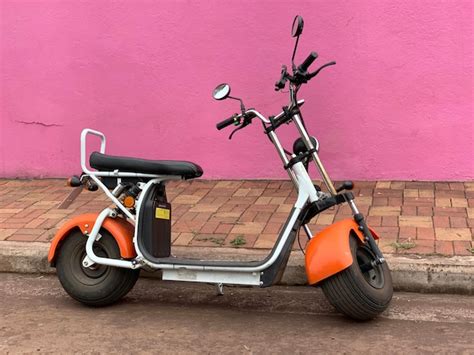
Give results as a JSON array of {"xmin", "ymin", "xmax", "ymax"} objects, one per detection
[
  {"xmin": 216, "ymin": 115, "xmax": 238, "ymax": 130},
  {"xmin": 298, "ymin": 51, "xmax": 318, "ymax": 72}
]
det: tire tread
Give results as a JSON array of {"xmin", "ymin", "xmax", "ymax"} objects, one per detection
[{"xmin": 321, "ymin": 235, "xmax": 393, "ymax": 320}]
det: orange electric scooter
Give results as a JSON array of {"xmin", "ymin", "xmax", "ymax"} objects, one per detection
[{"xmin": 48, "ymin": 15, "xmax": 393, "ymax": 320}]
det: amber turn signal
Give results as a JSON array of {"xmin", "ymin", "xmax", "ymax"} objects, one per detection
[
  {"xmin": 123, "ymin": 195, "xmax": 135, "ymax": 208},
  {"xmin": 67, "ymin": 175, "xmax": 82, "ymax": 187}
]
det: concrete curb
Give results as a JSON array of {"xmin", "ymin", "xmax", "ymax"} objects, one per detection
[{"xmin": 0, "ymin": 241, "xmax": 472, "ymax": 294}]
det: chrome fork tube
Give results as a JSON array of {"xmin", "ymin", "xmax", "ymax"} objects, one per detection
[
  {"xmin": 348, "ymin": 199, "xmax": 360, "ymax": 215},
  {"xmin": 292, "ymin": 113, "xmax": 337, "ymax": 195},
  {"xmin": 267, "ymin": 130, "xmax": 314, "ymax": 239},
  {"xmin": 267, "ymin": 131, "xmax": 299, "ymax": 188}
]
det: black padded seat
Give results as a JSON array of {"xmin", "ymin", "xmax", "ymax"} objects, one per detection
[{"xmin": 89, "ymin": 152, "xmax": 203, "ymax": 179}]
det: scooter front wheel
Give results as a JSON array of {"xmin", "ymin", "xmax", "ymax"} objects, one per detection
[
  {"xmin": 321, "ymin": 234, "xmax": 393, "ymax": 320},
  {"xmin": 56, "ymin": 230, "xmax": 140, "ymax": 307}
]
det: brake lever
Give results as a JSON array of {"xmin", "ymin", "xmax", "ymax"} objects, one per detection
[
  {"xmin": 228, "ymin": 125, "xmax": 244, "ymax": 140},
  {"xmin": 275, "ymin": 65, "xmax": 288, "ymax": 91},
  {"xmin": 228, "ymin": 115, "xmax": 252, "ymax": 140},
  {"xmin": 307, "ymin": 61, "xmax": 336, "ymax": 79}
]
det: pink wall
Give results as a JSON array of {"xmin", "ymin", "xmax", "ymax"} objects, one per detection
[{"xmin": 1, "ymin": 1, "xmax": 472, "ymax": 180}]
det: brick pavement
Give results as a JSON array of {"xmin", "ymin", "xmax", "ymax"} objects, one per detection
[{"xmin": 0, "ymin": 179, "xmax": 473, "ymax": 256}]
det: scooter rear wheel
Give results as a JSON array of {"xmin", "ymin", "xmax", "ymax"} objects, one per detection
[
  {"xmin": 56, "ymin": 230, "xmax": 140, "ymax": 307},
  {"xmin": 321, "ymin": 234, "xmax": 393, "ymax": 320}
]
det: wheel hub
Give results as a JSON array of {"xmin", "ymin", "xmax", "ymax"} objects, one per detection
[{"xmin": 356, "ymin": 245, "xmax": 385, "ymax": 289}]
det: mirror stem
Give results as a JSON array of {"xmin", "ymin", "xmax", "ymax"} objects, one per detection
[
  {"xmin": 228, "ymin": 96, "xmax": 246, "ymax": 114},
  {"xmin": 291, "ymin": 35, "xmax": 300, "ymax": 71}
]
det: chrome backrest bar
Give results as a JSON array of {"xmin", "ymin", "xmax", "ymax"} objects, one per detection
[{"xmin": 81, "ymin": 128, "xmax": 106, "ymax": 175}]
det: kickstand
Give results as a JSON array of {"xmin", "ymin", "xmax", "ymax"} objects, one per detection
[{"xmin": 216, "ymin": 283, "xmax": 224, "ymax": 296}]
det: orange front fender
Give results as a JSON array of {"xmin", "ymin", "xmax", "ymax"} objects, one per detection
[
  {"xmin": 48, "ymin": 213, "xmax": 136, "ymax": 266},
  {"xmin": 305, "ymin": 218, "xmax": 379, "ymax": 285}
]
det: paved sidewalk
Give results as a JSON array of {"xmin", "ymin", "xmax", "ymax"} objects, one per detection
[{"xmin": 0, "ymin": 179, "xmax": 473, "ymax": 256}]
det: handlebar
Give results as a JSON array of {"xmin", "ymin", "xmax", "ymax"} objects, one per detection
[
  {"xmin": 297, "ymin": 51, "xmax": 318, "ymax": 72},
  {"xmin": 216, "ymin": 114, "xmax": 239, "ymax": 130},
  {"xmin": 274, "ymin": 51, "xmax": 335, "ymax": 91}
]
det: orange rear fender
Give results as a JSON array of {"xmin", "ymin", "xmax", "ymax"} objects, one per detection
[
  {"xmin": 305, "ymin": 218, "xmax": 379, "ymax": 285},
  {"xmin": 48, "ymin": 213, "xmax": 136, "ymax": 266}
]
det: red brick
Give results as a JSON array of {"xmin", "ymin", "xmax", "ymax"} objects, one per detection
[
  {"xmin": 267, "ymin": 181, "xmax": 283, "ymax": 189},
  {"xmin": 435, "ymin": 241, "xmax": 454, "ymax": 256},
  {"xmin": 449, "ymin": 217, "xmax": 467, "ymax": 228},
  {"xmin": 453, "ymin": 241, "xmax": 473, "ymax": 256},
  {"xmin": 7, "ymin": 234, "xmax": 38, "ymax": 242},
  {"xmin": 382, "ymin": 216, "xmax": 398, "ymax": 227},
  {"xmin": 375, "ymin": 189, "xmax": 403, "ymax": 198},
  {"xmin": 390, "ymin": 182, "xmax": 405, "ymax": 189},
  {"xmin": 264, "ymin": 188, "xmax": 289, "ymax": 197},
  {"xmin": 416, "ymin": 206, "xmax": 433, "ymax": 216},
  {"xmin": 434, "ymin": 182, "xmax": 449, "ymax": 190},
  {"xmin": 373, "ymin": 197, "xmax": 388, "ymax": 206},
  {"xmin": 416, "ymin": 227, "xmax": 435, "ymax": 240},
  {"xmin": 433, "ymin": 216, "xmax": 450, "ymax": 228},
  {"xmin": 239, "ymin": 210, "xmax": 258, "ymax": 222},
  {"xmin": 173, "ymin": 233, "xmax": 194, "ymax": 246},
  {"xmin": 397, "ymin": 239, "xmax": 434, "ymax": 255},
  {"xmin": 12, "ymin": 208, "xmax": 46, "ymax": 219},
  {"xmin": 358, "ymin": 188, "xmax": 374, "ymax": 196},
  {"xmin": 401, "ymin": 206, "xmax": 417, "ymax": 215},
  {"xmin": 248, "ymin": 205, "xmax": 278, "ymax": 213},
  {"xmin": 0, "ymin": 229, "xmax": 18, "ymax": 241},
  {"xmin": 192, "ymin": 212, "xmax": 212, "ymax": 223},
  {"xmin": 173, "ymin": 220, "xmax": 206, "ymax": 233},
  {"xmin": 449, "ymin": 182, "xmax": 465, "ymax": 191},
  {"xmin": 199, "ymin": 221, "xmax": 220, "ymax": 234},
  {"xmin": 191, "ymin": 234, "xmax": 227, "ymax": 247},
  {"xmin": 5, "ymin": 217, "xmax": 34, "ymax": 224},
  {"xmin": 399, "ymin": 226, "xmax": 416, "ymax": 240},
  {"xmin": 433, "ymin": 207, "xmax": 467, "ymax": 217},
  {"xmin": 36, "ymin": 230, "xmax": 55, "ymax": 242},
  {"xmin": 435, "ymin": 190, "xmax": 465, "ymax": 198},
  {"xmin": 1, "ymin": 223, "xmax": 27, "ymax": 229},
  {"xmin": 262, "ymin": 222, "xmax": 282, "ymax": 234},
  {"xmin": 246, "ymin": 188, "xmax": 265, "ymax": 197},
  {"xmin": 254, "ymin": 233, "xmax": 278, "ymax": 249},
  {"xmin": 375, "ymin": 226, "xmax": 399, "ymax": 239},
  {"xmin": 253, "ymin": 182, "xmax": 275, "ymax": 190},
  {"xmin": 404, "ymin": 197, "xmax": 435, "ymax": 206},
  {"xmin": 231, "ymin": 222, "xmax": 265, "ymax": 234},
  {"xmin": 225, "ymin": 233, "xmax": 258, "ymax": 248},
  {"xmin": 388, "ymin": 197, "xmax": 403, "ymax": 206},
  {"xmin": 367, "ymin": 216, "xmax": 382, "ymax": 227},
  {"xmin": 215, "ymin": 223, "xmax": 233, "ymax": 234},
  {"xmin": 253, "ymin": 212, "xmax": 272, "ymax": 224},
  {"xmin": 406, "ymin": 181, "xmax": 434, "ymax": 189},
  {"xmin": 467, "ymin": 219, "xmax": 474, "ymax": 228}
]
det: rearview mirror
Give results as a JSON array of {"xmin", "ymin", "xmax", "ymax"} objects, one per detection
[
  {"xmin": 291, "ymin": 15, "xmax": 304, "ymax": 37},
  {"xmin": 212, "ymin": 83, "xmax": 231, "ymax": 100}
]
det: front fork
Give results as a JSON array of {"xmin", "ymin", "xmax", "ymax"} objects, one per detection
[
  {"xmin": 267, "ymin": 110, "xmax": 385, "ymax": 263},
  {"xmin": 347, "ymin": 198, "xmax": 385, "ymax": 264}
]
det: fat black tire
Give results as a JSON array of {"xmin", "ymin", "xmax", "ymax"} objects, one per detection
[
  {"xmin": 56, "ymin": 230, "xmax": 140, "ymax": 307},
  {"xmin": 321, "ymin": 233, "xmax": 393, "ymax": 320}
]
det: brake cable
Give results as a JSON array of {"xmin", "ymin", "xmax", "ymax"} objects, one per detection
[{"xmin": 228, "ymin": 115, "xmax": 252, "ymax": 140}]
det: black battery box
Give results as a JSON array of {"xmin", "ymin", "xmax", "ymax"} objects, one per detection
[{"xmin": 138, "ymin": 183, "xmax": 171, "ymax": 258}]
